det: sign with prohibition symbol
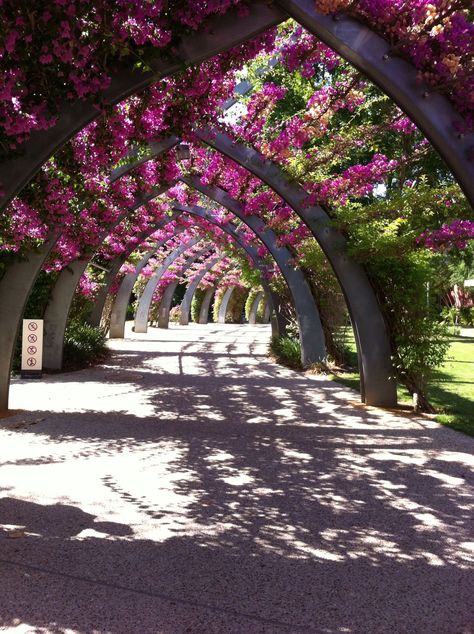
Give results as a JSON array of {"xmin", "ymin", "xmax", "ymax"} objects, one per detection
[{"xmin": 21, "ymin": 319, "xmax": 44, "ymax": 378}]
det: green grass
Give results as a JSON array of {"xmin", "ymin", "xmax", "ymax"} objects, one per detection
[{"xmin": 331, "ymin": 329, "xmax": 474, "ymax": 437}]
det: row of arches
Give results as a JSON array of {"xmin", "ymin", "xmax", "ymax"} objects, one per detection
[
  {"xmin": 1, "ymin": 0, "xmax": 472, "ymax": 414},
  {"xmin": 0, "ymin": 129, "xmax": 396, "ymax": 409}
]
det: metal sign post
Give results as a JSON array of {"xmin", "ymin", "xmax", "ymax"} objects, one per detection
[{"xmin": 21, "ymin": 319, "xmax": 44, "ymax": 379}]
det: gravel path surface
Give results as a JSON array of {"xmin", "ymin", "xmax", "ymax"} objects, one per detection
[{"xmin": 1, "ymin": 323, "xmax": 473, "ymax": 634}]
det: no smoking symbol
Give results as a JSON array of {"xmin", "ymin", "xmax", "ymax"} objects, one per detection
[
  {"xmin": 28, "ymin": 322, "xmax": 38, "ymax": 332},
  {"xmin": 27, "ymin": 358, "xmax": 37, "ymax": 367},
  {"xmin": 28, "ymin": 334, "xmax": 37, "ymax": 343},
  {"xmin": 27, "ymin": 346, "xmax": 37, "ymax": 355}
]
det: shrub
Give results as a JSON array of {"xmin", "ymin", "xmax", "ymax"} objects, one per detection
[
  {"xmin": 63, "ymin": 320, "xmax": 108, "ymax": 371},
  {"xmin": 459, "ymin": 306, "xmax": 474, "ymax": 327},
  {"xmin": 269, "ymin": 336, "xmax": 302, "ymax": 370}
]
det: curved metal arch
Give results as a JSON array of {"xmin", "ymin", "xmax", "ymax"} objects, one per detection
[
  {"xmin": 2, "ymin": 0, "xmax": 468, "ymax": 408},
  {"xmin": 180, "ymin": 256, "xmax": 223, "ymax": 326},
  {"xmin": 106, "ymin": 140, "xmax": 394, "ymax": 403},
  {"xmin": 42, "ymin": 258, "xmax": 91, "ymax": 371},
  {"xmin": 156, "ymin": 247, "xmax": 219, "ymax": 329},
  {"xmin": 198, "ymin": 286, "xmax": 217, "ymax": 325},
  {"xmin": 88, "ymin": 256, "xmax": 129, "ymax": 327},
  {"xmin": 109, "ymin": 210, "xmax": 278, "ymax": 339},
  {"xmin": 0, "ymin": 236, "xmax": 58, "ymax": 410},
  {"xmin": 218, "ymin": 286, "xmax": 237, "ymax": 324},
  {"xmin": 134, "ymin": 236, "xmax": 202, "ymax": 333},
  {"xmin": 3, "ymin": 0, "xmax": 472, "ymax": 216},
  {"xmin": 151, "ymin": 207, "xmax": 280, "ymax": 332},
  {"xmin": 101, "ymin": 178, "xmax": 314, "ymax": 358},
  {"xmin": 173, "ymin": 209, "xmax": 281, "ymax": 336},
  {"xmin": 277, "ymin": 0, "xmax": 474, "ymax": 207},
  {"xmin": 0, "ymin": 3, "xmax": 285, "ymax": 213},
  {"xmin": 175, "ymin": 192, "xmax": 326, "ymax": 362},
  {"xmin": 41, "ymin": 213, "xmax": 178, "ymax": 370},
  {"xmin": 249, "ymin": 291, "xmax": 265, "ymax": 325},
  {"xmin": 196, "ymin": 129, "xmax": 396, "ymax": 407},
  {"xmin": 85, "ymin": 178, "xmax": 286, "ymax": 338},
  {"xmin": 156, "ymin": 280, "xmax": 180, "ymax": 329},
  {"xmin": 154, "ymin": 245, "xmax": 215, "ymax": 329},
  {"xmin": 110, "ymin": 137, "xmax": 179, "ymax": 184},
  {"xmin": 108, "ymin": 226, "xmax": 188, "ymax": 339},
  {"xmin": 173, "ymin": 201, "xmax": 322, "ymax": 364},
  {"xmin": 15, "ymin": 178, "xmax": 175, "ymax": 370},
  {"xmin": 263, "ymin": 298, "xmax": 272, "ymax": 324}
]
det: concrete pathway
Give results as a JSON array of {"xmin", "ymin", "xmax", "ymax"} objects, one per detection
[{"xmin": 1, "ymin": 323, "xmax": 473, "ymax": 634}]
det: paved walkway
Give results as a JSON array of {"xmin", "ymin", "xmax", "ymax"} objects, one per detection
[{"xmin": 1, "ymin": 324, "xmax": 473, "ymax": 634}]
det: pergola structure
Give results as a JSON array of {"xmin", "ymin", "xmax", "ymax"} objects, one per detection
[{"xmin": 0, "ymin": 0, "xmax": 472, "ymax": 412}]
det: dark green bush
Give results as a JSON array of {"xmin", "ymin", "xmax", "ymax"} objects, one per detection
[
  {"xmin": 269, "ymin": 336, "xmax": 302, "ymax": 370},
  {"xmin": 63, "ymin": 320, "xmax": 108, "ymax": 371}
]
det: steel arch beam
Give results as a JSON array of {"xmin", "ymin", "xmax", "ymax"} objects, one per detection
[
  {"xmin": 109, "ymin": 207, "xmax": 276, "ymax": 339},
  {"xmin": 134, "ymin": 194, "xmax": 285, "ymax": 334},
  {"xmin": 156, "ymin": 281, "xmax": 180, "ymax": 329},
  {"xmin": 90, "ymin": 181, "xmax": 281, "ymax": 336},
  {"xmin": 42, "ymin": 259, "xmax": 91, "ymax": 371},
  {"xmin": 108, "ymin": 146, "xmax": 391, "ymax": 395},
  {"xmin": 218, "ymin": 286, "xmax": 236, "ymax": 324},
  {"xmin": 145, "ymin": 205, "xmax": 279, "ymax": 332},
  {"xmin": 180, "ymin": 256, "xmax": 223, "ymax": 326},
  {"xmin": 173, "ymin": 201, "xmax": 300, "ymax": 344},
  {"xmin": 277, "ymin": 0, "xmax": 474, "ymax": 207},
  {"xmin": 249, "ymin": 291, "xmax": 265, "ymax": 325},
  {"xmin": 41, "ymin": 213, "xmax": 178, "ymax": 370},
  {"xmin": 176, "ymin": 210, "xmax": 281, "ymax": 336},
  {"xmin": 0, "ymin": 236, "xmax": 58, "ymax": 410},
  {"xmin": 155, "ymin": 246, "xmax": 214, "ymax": 329},
  {"xmin": 199, "ymin": 287, "xmax": 216, "ymax": 325},
  {"xmin": 263, "ymin": 298, "xmax": 271, "ymax": 324},
  {"xmin": 164, "ymin": 203, "xmax": 282, "ymax": 336},
  {"xmin": 88, "ymin": 256, "xmax": 128, "ymax": 327},
  {"xmin": 196, "ymin": 129, "xmax": 396, "ymax": 407},
  {"xmin": 175, "ymin": 189, "xmax": 326, "ymax": 366},
  {"xmin": 103, "ymin": 182, "xmax": 294, "ymax": 343},
  {"xmin": 156, "ymin": 247, "xmax": 217, "ymax": 329},
  {"xmin": 109, "ymin": 225, "xmax": 186, "ymax": 338},
  {"xmin": 0, "ymin": 3, "xmax": 285, "ymax": 213},
  {"xmin": 18, "ymin": 178, "xmax": 175, "ymax": 370},
  {"xmin": 110, "ymin": 137, "xmax": 179, "ymax": 183},
  {"xmin": 134, "ymin": 237, "xmax": 202, "ymax": 333}
]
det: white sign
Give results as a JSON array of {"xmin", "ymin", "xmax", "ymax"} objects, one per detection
[
  {"xmin": 464, "ymin": 279, "xmax": 474, "ymax": 288},
  {"xmin": 21, "ymin": 319, "xmax": 44, "ymax": 376}
]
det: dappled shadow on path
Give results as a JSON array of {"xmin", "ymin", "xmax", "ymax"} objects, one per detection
[{"xmin": 3, "ymin": 325, "xmax": 474, "ymax": 633}]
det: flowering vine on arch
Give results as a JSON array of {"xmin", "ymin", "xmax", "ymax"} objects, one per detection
[{"xmin": 0, "ymin": 3, "xmax": 473, "ymax": 413}]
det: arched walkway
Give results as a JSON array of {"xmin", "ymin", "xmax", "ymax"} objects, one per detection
[{"xmin": 4, "ymin": 323, "xmax": 473, "ymax": 633}]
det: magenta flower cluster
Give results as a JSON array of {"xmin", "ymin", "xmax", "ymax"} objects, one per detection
[{"xmin": 417, "ymin": 219, "xmax": 474, "ymax": 250}]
